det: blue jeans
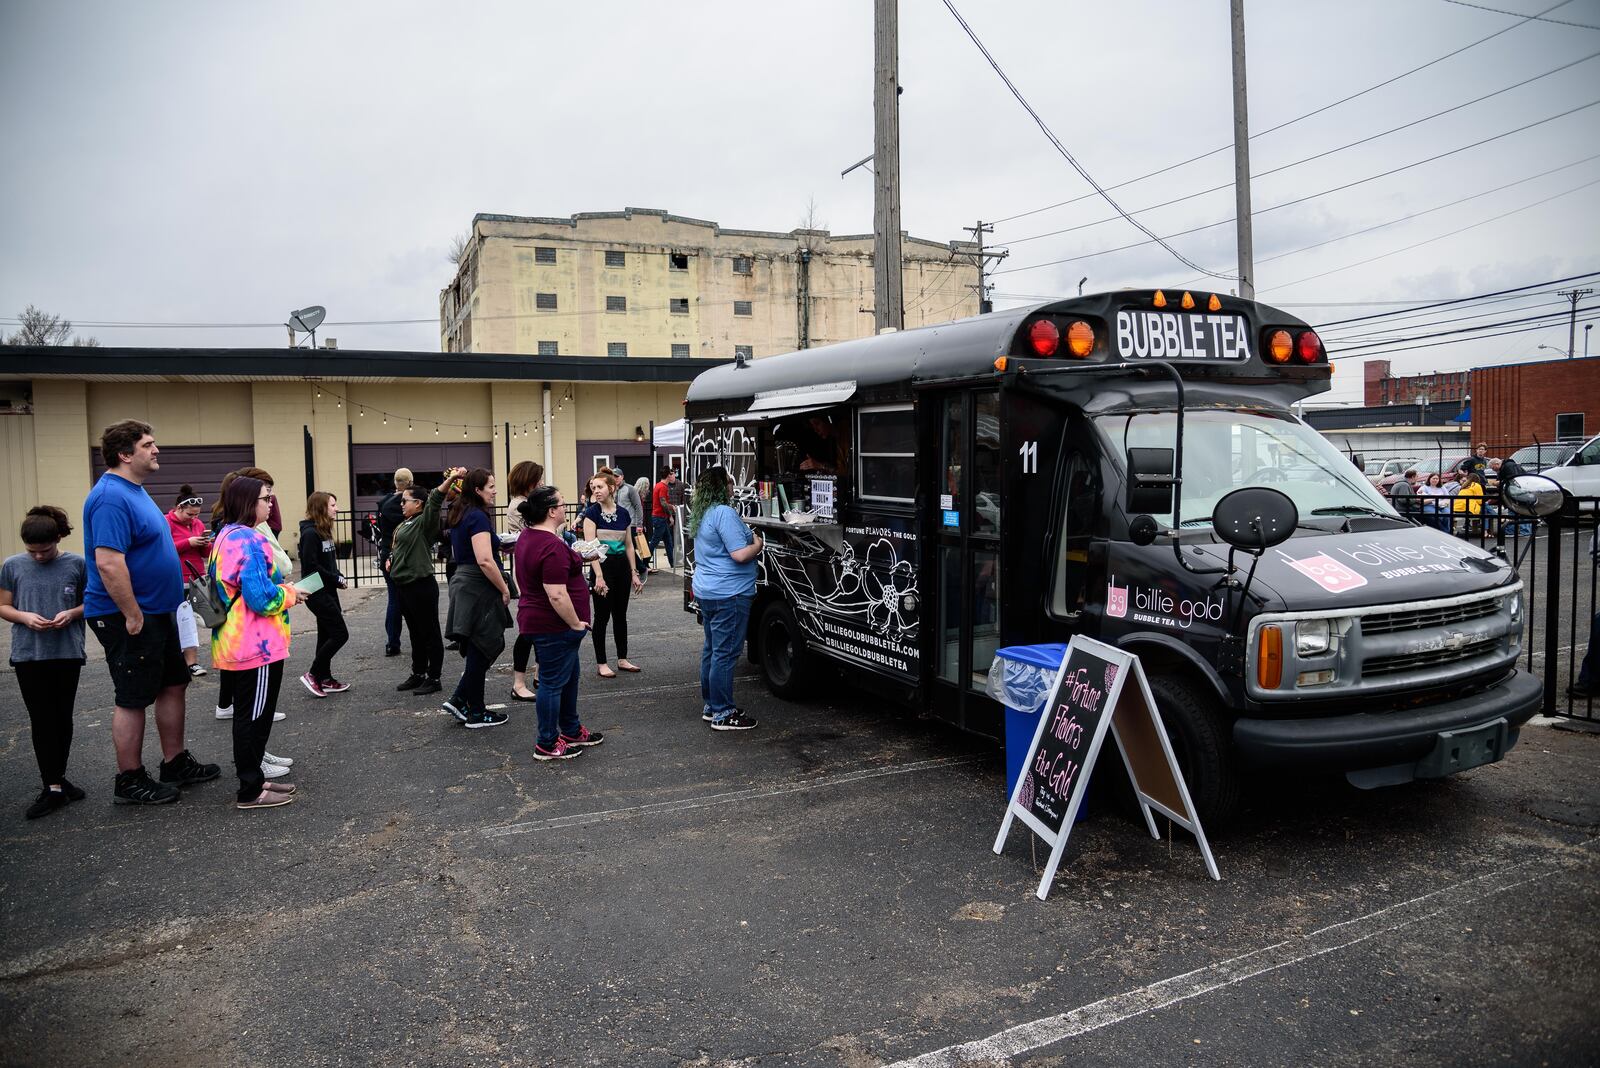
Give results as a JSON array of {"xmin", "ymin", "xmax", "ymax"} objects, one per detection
[
  {"xmin": 649, "ymin": 516, "xmax": 675, "ymax": 568},
  {"xmin": 532, "ymin": 629, "xmax": 586, "ymax": 746},
  {"xmin": 699, "ymin": 593, "xmax": 753, "ymax": 722},
  {"xmin": 382, "ymin": 565, "xmax": 402, "ymax": 651},
  {"xmin": 1579, "ymin": 608, "xmax": 1600, "ymax": 688}
]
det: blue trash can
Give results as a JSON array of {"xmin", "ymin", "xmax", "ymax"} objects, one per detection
[{"xmin": 989, "ymin": 643, "xmax": 1092, "ymax": 823}]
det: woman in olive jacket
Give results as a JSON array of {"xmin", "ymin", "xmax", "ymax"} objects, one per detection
[{"xmin": 389, "ymin": 469, "xmax": 462, "ymax": 697}]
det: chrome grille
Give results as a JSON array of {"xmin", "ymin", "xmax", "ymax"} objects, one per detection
[
  {"xmin": 1364, "ymin": 637, "xmax": 1500, "ymax": 677},
  {"xmin": 1361, "ymin": 597, "xmax": 1499, "ymax": 636}
]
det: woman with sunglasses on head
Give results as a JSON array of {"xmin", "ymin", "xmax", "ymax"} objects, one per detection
[
  {"xmin": 442, "ymin": 468, "xmax": 512, "ymax": 729},
  {"xmin": 582, "ymin": 471, "xmax": 644, "ymax": 678},
  {"xmin": 297, "ymin": 491, "xmax": 350, "ymax": 698},
  {"xmin": 165, "ymin": 485, "xmax": 212, "ymax": 679},
  {"xmin": 209, "ymin": 476, "xmax": 301, "ymax": 810}
]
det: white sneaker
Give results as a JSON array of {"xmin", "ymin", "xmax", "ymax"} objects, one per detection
[
  {"xmin": 262, "ymin": 752, "xmax": 294, "ymax": 768},
  {"xmin": 261, "ymin": 761, "xmax": 289, "ymax": 780},
  {"xmin": 216, "ymin": 706, "xmax": 284, "ymax": 722}
]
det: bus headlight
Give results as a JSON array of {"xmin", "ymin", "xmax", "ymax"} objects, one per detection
[{"xmin": 1295, "ymin": 619, "xmax": 1332, "ymax": 657}]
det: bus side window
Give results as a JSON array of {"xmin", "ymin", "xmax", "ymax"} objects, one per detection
[{"xmin": 1051, "ymin": 453, "xmax": 1099, "ymax": 619}]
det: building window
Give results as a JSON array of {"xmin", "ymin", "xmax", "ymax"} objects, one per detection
[
  {"xmin": 733, "ymin": 300, "xmax": 753, "ymax": 317},
  {"xmin": 671, "ymin": 344, "xmax": 690, "ymax": 359},
  {"xmin": 670, "ymin": 298, "xmax": 690, "ymax": 315},
  {"xmin": 608, "ymin": 342, "xmax": 628, "ymax": 358},
  {"xmin": 605, "ymin": 250, "xmax": 626, "ymax": 268},
  {"xmin": 535, "ymin": 292, "xmax": 557, "ymax": 311},
  {"xmin": 858, "ymin": 405, "xmax": 916, "ymax": 504},
  {"xmin": 1556, "ymin": 412, "xmax": 1585, "ymax": 440},
  {"xmin": 534, "ymin": 247, "xmax": 556, "ymax": 264},
  {"xmin": 732, "ymin": 256, "xmax": 753, "ymax": 275},
  {"xmin": 537, "ymin": 340, "xmax": 559, "ymax": 356},
  {"xmin": 734, "ymin": 344, "xmax": 753, "ymax": 361},
  {"xmin": 669, "ymin": 252, "xmax": 689, "ymax": 271},
  {"xmin": 606, "ymin": 295, "xmax": 627, "ymax": 313}
]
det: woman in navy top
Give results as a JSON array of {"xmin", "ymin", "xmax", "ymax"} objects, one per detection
[
  {"xmin": 442, "ymin": 468, "xmax": 512, "ymax": 728},
  {"xmin": 581, "ymin": 472, "xmax": 643, "ymax": 678}
]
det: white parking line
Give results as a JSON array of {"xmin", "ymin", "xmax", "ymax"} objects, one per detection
[
  {"xmin": 885, "ymin": 838, "xmax": 1597, "ymax": 1067},
  {"xmin": 482, "ymin": 754, "xmax": 981, "ymax": 838}
]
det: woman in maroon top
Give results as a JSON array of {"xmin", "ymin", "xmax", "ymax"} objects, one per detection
[{"xmin": 513, "ymin": 485, "xmax": 604, "ymax": 762}]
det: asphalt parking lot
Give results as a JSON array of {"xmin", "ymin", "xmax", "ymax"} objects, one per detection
[{"xmin": 1, "ymin": 576, "xmax": 1597, "ymax": 1067}]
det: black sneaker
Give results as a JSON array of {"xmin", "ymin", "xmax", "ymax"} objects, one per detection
[
  {"xmin": 114, "ymin": 767, "xmax": 180, "ymax": 805},
  {"xmin": 26, "ymin": 787, "xmax": 71, "ymax": 820},
  {"xmin": 396, "ymin": 674, "xmax": 426, "ymax": 691},
  {"xmin": 710, "ymin": 710, "xmax": 758, "ymax": 732},
  {"xmin": 59, "ymin": 778, "xmax": 86, "ymax": 801},
  {"xmin": 158, "ymin": 749, "xmax": 221, "ymax": 787},
  {"xmin": 559, "ymin": 726, "xmax": 605, "ymax": 748},
  {"xmin": 464, "ymin": 708, "xmax": 510, "ymax": 729},
  {"xmin": 384, "ymin": 646, "xmax": 401, "ymax": 657},
  {"xmin": 413, "ymin": 678, "xmax": 442, "ymax": 696},
  {"xmin": 441, "ymin": 698, "xmax": 469, "ymax": 722}
]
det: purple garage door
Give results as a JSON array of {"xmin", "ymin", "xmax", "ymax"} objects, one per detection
[
  {"xmin": 90, "ymin": 445, "xmax": 256, "ymax": 515},
  {"xmin": 350, "ymin": 442, "xmax": 494, "ymax": 516},
  {"xmin": 578, "ymin": 440, "xmax": 651, "ymax": 486}
]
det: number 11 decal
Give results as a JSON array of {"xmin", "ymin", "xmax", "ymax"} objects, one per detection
[{"xmin": 1019, "ymin": 440, "xmax": 1038, "ymax": 474}]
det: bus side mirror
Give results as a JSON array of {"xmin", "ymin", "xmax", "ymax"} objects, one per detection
[
  {"xmin": 1213, "ymin": 486, "xmax": 1297, "ymax": 551},
  {"xmin": 1126, "ymin": 447, "xmax": 1176, "ymax": 514},
  {"xmin": 1502, "ymin": 474, "xmax": 1565, "ymax": 518}
]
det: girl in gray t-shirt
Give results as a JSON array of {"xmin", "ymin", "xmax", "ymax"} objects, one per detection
[{"xmin": 0, "ymin": 506, "xmax": 87, "ymax": 819}]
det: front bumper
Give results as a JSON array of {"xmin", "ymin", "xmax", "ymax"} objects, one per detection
[{"xmin": 1232, "ymin": 668, "xmax": 1542, "ymax": 772}]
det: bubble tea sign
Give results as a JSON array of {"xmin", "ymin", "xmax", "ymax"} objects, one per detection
[{"xmin": 994, "ymin": 636, "xmax": 1220, "ymax": 899}]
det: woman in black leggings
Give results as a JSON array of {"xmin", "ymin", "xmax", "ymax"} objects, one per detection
[
  {"xmin": 582, "ymin": 471, "xmax": 643, "ymax": 678},
  {"xmin": 505, "ymin": 460, "xmax": 545, "ymax": 702}
]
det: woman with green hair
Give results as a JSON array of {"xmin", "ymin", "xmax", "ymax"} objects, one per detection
[{"xmin": 688, "ymin": 467, "xmax": 763, "ymax": 730}]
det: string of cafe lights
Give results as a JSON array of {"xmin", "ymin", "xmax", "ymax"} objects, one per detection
[{"xmin": 306, "ymin": 381, "xmax": 576, "ymax": 442}]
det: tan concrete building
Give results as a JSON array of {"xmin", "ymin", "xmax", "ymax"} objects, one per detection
[
  {"xmin": 0, "ymin": 346, "xmax": 713, "ymax": 562},
  {"xmin": 439, "ymin": 207, "xmax": 982, "ymax": 358}
]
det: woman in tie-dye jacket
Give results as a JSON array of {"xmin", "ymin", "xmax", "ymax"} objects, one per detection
[{"xmin": 209, "ymin": 475, "xmax": 300, "ymax": 811}]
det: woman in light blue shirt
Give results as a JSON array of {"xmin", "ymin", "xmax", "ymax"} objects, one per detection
[{"xmin": 689, "ymin": 467, "xmax": 763, "ymax": 731}]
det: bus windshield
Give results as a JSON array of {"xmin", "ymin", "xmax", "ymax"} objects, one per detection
[{"xmin": 1094, "ymin": 408, "xmax": 1397, "ymax": 527}]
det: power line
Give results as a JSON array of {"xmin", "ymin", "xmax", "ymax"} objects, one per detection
[
  {"xmin": 1308, "ymin": 270, "xmax": 1600, "ymax": 327},
  {"xmin": 937, "ymin": 0, "xmax": 1235, "ymax": 281},
  {"xmin": 1327, "ymin": 310, "xmax": 1599, "ymax": 361},
  {"xmin": 1320, "ymin": 295, "xmax": 1572, "ymax": 340},
  {"xmin": 990, "ymin": 0, "xmax": 1578, "ymax": 226},
  {"xmin": 1326, "ymin": 300, "xmax": 1575, "ymax": 345},
  {"xmin": 1439, "ymin": 0, "xmax": 1600, "ymax": 30}
]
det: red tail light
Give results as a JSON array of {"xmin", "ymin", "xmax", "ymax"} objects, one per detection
[
  {"xmin": 1296, "ymin": 330, "xmax": 1324, "ymax": 363},
  {"xmin": 1028, "ymin": 319, "xmax": 1060, "ymax": 356}
]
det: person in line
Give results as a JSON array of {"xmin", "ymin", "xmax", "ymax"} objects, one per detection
[
  {"xmin": 505, "ymin": 460, "xmax": 545, "ymax": 702},
  {"xmin": 611, "ymin": 467, "xmax": 646, "ymax": 585},
  {"xmin": 649, "ymin": 468, "xmax": 678, "ymax": 573},
  {"xmin": 297, "ymin": 491, "xmax": 350, "ymax": 698},
  {"xmin": 165, "ymin": 485, "xmax": 212, "ymax": 678},
  {"xmin": 688, "ymin": 466, "xmax": 762, "ymax": 731},
  {"xmin": 391, "ymin": 469, "xmax": 460, "ymax": 697},
  {"xmin": 583, "ymin": 472, "xmax": 643, "ymax": 678},
  {"xmin": 84, "ymin": 420, "xmax": 219, "ymax": 804},
  {"xmin": 210, "ymin": 476, "xmax": 300, "ymax": 810},
  {"xmin": 442, "ymin": 468, "xmax": 512, "ymax": 728},
  {"xmin": 211, "ymin": 468, "xmax": 290, "ymax": 735},
  {"xmin": 1, "ymin": 507, "xmax": 88, "ymax": 818},
  {"xmin": 1452, "ymin": 470, "xmax": 1484, "ymax": 538},
  {"xmin": 514, "ymin": 485, "xmax": 603, "ymax": 761},
  {"xmin": 375, "ymin": 468, "xmax": 411, "ymax": 657},
  {"xmin": 633, "ymin": 475, "xmax": 653, "ymax": 581}
]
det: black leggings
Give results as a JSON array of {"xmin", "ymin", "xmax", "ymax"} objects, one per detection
[
  {"xmin": 226, "ymin": 661, "xmax": 284, "ymax": 802},
  {"xmin": 306, "ymin": 589, "xmax": 349, "ymax": 682},
  {"xmin": 592, "ymin": 553, "xmax": 632, "ymax": 662},
  {"xmin": 513, "ymin": 633, "xmax": 536, "ymax": 674},
  {"xmin": 15, "ymin": 659, "xmax": 82, "ymax": 785},
  {"xmin": 452, "ymin": 643, "xmax": 492, "ymax": 714},
  {"xmin": 396, "ymin": 578, "xmax": 444, "ymax": 680}
]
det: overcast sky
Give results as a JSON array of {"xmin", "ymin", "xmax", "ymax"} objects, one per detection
[{"xmin": 2, "ymin": 0, "xmax": 1597, "ymax": 404}]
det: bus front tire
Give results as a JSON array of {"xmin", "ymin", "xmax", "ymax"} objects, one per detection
[
  {"xmin": 1145, "ymin": 674, "xmax": 1242, "ymax": 830},
  {"xmin": 758, "ymin": 601, "xmax": 811, "ymax": 699}
]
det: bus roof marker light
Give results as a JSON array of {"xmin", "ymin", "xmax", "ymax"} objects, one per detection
[
  {"xmin": 1181, "ymin": 291, "xmax": 1195, "ymax": 310},
  {"xmin": 1295, "ymin": 329, "xmax": 1325, "ymax": 363},
  {"xmin": 1152, "ymin": 290, "xmax": 1167, "ymax": 309},
  {"xmin": 1267, "ymin": 329, "xmax": 1293, "ymax": 363},
  {"xmin": 1066, "ymin": 320, "xmax": 1095, "ymax": 357},
  {"xmin": 1027, "ymin": 319, "xmax": 1060, "ymax": 357},
  {"xmin": 1208, "ymin": 294, "xmax": 1222, "ymax": 312}
]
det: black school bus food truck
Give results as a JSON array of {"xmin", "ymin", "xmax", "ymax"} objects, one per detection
[{"xmin": 682, "ymin": 290, "xmax": 1541, "ymax": 825}]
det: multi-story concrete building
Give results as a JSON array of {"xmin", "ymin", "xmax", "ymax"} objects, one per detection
[{"xmin": 439, "ymin": 207, "xmax": 981, "ymax": 358}]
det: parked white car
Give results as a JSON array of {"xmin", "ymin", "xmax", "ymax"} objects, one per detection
[{"xmin": 1541, "ymin": 432, "xmax": 1600, "ymax": 507}]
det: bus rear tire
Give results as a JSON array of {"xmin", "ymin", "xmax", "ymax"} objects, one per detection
[
  {"xmin": 1145, "ymin": 674, "xmax": 1242, "ymax": 830},
  {"xmin": 758, "ymin": 601, "xmax": 811, "ymax": 700}
]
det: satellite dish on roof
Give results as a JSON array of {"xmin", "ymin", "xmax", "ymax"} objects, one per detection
[{"xmin": 289, "ymin": 306, "xmax": 326, "ymax": 333}]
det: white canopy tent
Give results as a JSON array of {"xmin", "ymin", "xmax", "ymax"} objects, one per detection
[{"xmin": 653, "ymin": 418, "xmax": 686, "ymax": 449}]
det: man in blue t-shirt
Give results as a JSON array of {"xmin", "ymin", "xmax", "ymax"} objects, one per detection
[{"xmin": 84, "ymin": 420, "xmax": 219, "ymax": 805}]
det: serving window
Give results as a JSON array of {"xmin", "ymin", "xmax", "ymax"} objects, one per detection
[{"xmin": 858, "ymin": 405, "xmax": 915, "ymax": 504}]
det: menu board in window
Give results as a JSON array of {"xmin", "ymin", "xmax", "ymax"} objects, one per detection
[{"xmin": 809, "ymin": 475, "xmax": 836, "ymax": 520}]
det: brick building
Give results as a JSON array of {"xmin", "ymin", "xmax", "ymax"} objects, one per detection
[
  {"xmin": 1362, "ymin": 359, "xmax": 1470, "ymax": 406},
  {"xmin": 1472, "ymin": 355, "xmax": 1599, "ymax": 454}
]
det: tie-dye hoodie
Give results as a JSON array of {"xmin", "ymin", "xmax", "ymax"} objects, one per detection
[{"xmin": 208, "ymin": 523, "xmax": 292, "ymax": 671}]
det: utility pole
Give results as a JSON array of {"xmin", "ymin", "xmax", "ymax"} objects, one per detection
[
  {"xmin": 874, "ymin": 0, "xmax": 904, "ymax": 332},
  {"xmin": 1556, "ymin": 286, "xmax": 1592, "ymax": 358},
  {"xmin": 1230, "ymin": 0, "xmax": 1255, "ymax": 300},
  {"xmin": 962, "ymin": 221, "xmax": 1009, "ymax": 314}
]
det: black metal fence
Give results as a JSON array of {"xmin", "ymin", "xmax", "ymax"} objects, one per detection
[{"xmin": 329, "ymin": 504, "xmax": 587, "ymax": 587}]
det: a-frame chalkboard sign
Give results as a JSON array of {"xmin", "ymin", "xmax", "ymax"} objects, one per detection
[{"xmin": 994, "ymin": 636, "xmax": 1220, "ymax": 899}]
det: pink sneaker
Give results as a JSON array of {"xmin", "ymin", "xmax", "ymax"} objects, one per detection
[
  {"xmin": 321, "ymin": 678, "xmax": 350, "ymax": 693},
  {"xmin": 299, "ymin": 673, "xmax": 327, "ymax": 698},
  {"xmin": 532, "ymin": 737, "xmax": 582, "ymax": 761},
  {"xmin": 559, "ymin": 726, "xmax": 606, "ymax": 748}
]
